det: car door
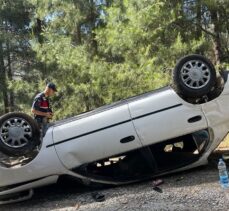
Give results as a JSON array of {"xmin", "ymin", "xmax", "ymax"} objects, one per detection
[
  {"xmin": 52, "ymin": 104, "xmax": 143, "ymax": 169},
  {"xmin": 128, "ymin": 87, "xmax": 207, "ymax": 146}
]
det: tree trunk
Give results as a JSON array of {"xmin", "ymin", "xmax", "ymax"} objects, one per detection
[
  {"xmin": 196, "ymin": 1, "xmax": 202, "ymax": 39},
  {"xmin": 0, "ymin": 41, "xmax": 9, "ymax": 113},
  {"xmin": 90, "ymin": 30, "xmax": 98, "ymax": 56},
  {"xmin": 36, "ymin": 18, "xmax": 43, "ymax": 44},
  {"xmin": 210, "ymin": 9, "xmax": 222, "ymax": 65},
  {"xmin": 88, "ymin": 0, "xmax": 98, "ymax": 58},
  {"xmin": 6, "ymin": 40, "xmax": 14, "ymax": 111},
  {"xmin": 73, "ymin": 23, "xmax": 82, "ymax": 45}
]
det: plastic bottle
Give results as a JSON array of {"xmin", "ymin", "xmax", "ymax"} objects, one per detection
[{"xmin": 218, "ymin": 158, "xmax": 229, "ymax": 188}]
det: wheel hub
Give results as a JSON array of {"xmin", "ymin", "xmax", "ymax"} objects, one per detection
[
  {"xmin": 181, "ymin": 60, "xmax": 210, "ymax": 89},
  {"xmin": 189, "ymin": 68, "xmax": 203, "ymax": 81},
  {"xmin": 0, "ymin": 118, "xmax": 32, "ymax": 148},
  {"xmin": 8, "ymin": 126, "xmax": 25, "ymax": 139}
]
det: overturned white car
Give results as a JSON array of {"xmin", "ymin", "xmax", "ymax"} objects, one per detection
[{"xmin": 0, "ymin": 54, "xmax": 229, "ymax": 204}]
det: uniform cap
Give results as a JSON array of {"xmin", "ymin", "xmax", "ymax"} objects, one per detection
[{"xmin": 47, "ymin": 82, "xmax": 57, "ymax": 92}]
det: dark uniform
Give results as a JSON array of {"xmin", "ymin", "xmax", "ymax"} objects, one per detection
[{"xmin": 32, "ymin": 92, "xmax": 52, "ymax": 133}]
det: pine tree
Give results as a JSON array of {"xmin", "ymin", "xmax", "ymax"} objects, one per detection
[{"xmin": 0, "ymin": 0, "xmax": 41, "ymax": 114}]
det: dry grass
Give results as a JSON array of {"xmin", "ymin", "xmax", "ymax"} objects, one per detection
[{"xmin": 216, "ymin": 134, "xmax": 229, "ymax": 149}]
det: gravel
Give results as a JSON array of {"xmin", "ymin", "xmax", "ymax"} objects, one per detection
[{"xmin": 1, "ymin": 152, "xmax": 229, "ymax": 211}]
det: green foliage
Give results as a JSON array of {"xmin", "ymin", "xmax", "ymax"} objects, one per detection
[
  {"xmin": 0, "ymin": 0, "xmax": 46, "ymax": 115},
  {"xmin": 0, "ymin": 0, "xmax": 228, "ymax": 119}
]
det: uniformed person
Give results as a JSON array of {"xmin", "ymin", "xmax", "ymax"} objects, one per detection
[{"xmin": 31, "ymin": 82, "xmax": 57, "ymax": 136}]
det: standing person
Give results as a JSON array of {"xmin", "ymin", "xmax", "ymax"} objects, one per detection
[{"xmin": 31, "ymin": 82, "xmax": 57, "ymax": 136}]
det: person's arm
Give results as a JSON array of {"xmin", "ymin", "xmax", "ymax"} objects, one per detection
[{"xmin": 31, "ymin": 109, "xmax": 52, "ymax": 118}]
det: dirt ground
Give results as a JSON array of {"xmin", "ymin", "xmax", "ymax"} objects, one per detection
[{"xmin": 1, "ymin": 151, "xmax": 229, "ymax": 211}]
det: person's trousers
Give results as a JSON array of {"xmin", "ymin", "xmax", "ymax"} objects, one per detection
[{"xmin": 34, "ymin": 118, "xmax": 48, "ymax": 137}]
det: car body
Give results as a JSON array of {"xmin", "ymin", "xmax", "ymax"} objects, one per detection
[{"xmin": 0, "ymin": 55, "xmax": 229, "ymax": 204}]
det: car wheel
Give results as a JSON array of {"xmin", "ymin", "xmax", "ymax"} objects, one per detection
[
  {"xmin": 0, "ymin": 112, "xmax": 40, "ymax": 157},
  {"xmin": 172, "ymin": 54, "xmax": 217, "ymax": 98}
]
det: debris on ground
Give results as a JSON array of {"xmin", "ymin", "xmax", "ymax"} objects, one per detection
[
  {"xmin": 152, "ymin": 179, "xmax": 164, "ymax": 193},
  {"xmin": 176, "ymin": 176, "xmax": 184, "ymax": 182},
  {"xmin": 91, "ymin": 192, "xmax": 105, "ymax": 202}
]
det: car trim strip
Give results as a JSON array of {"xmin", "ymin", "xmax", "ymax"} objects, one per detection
[
  {"xmin": 46, "ymin": 119, "xmax": 132, "ymax": 147},
  {"xmin": 132, "ymin": 103, "xmax": 182, "ymax": 120},
  {"xmin": 46, "ymin": 103, "xmax": 182, "ymax": 148}
]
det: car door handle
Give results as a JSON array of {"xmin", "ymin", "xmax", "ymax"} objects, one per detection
[
  {"xmin": 188, "ymin": 115, "xmax": 202, "ymax": 123},
  {"xmin": 120, "ymin": 135, "xmax": 135, "ymax": 143}
]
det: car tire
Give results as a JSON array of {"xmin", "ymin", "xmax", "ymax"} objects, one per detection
[
  {"xmin": 172, "ymin": 54, "xmax": 217, "ymax": 98},
  {"xmin": 0, "ymin": 112, "xmax": 40, "ymax": 157}
]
